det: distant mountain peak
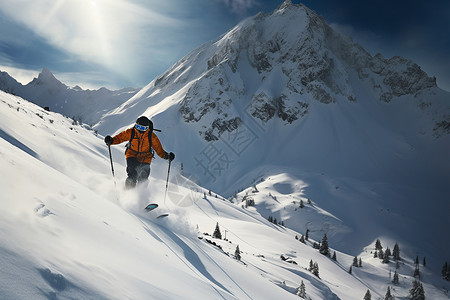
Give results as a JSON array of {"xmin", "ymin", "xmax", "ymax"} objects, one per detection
[
  {"xmin": 29, "ymin": 67, "xmax": 66, "ymax": 88},
  {"xmin": 278, "ymin": 0, "xmax": 293, "ymax": 10},
  {"xmin": 0, "ymin": 68, "xmax": 139, "ymax": 125},
  {"xmin": 40, "ymin": 67, "xmax": 53, "ymax": 77},
  {"xmin": 0, "ymin": 70, "xmax": 23, "ymax": 96}
]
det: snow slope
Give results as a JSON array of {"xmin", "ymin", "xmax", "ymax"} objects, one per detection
[
  {"xmin": 1, "ymin": 89, "xmax": 449, "ymax": 299},
  {"xmin": 0, "ymin": 91, "xmax": 304, "ymax": 299}
]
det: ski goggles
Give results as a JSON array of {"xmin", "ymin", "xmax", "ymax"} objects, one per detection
[{"xmin": 135, "ymin": 124, "xmax": 149, "ymax": 131}]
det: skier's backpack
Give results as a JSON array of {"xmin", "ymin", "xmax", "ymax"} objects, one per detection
[
  {"xmin": 125, "ymin": 118, "xmax": 154, "ymax": 156},
  {"xmin": 125, "ymin": 128, "xmax": 153, "ymax": 154}
]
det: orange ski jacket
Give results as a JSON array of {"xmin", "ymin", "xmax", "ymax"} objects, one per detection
[{"xmin": 111, "ymin": 128, "xmax": 166, "ymax": 164}]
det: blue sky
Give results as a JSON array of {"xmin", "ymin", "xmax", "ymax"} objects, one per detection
[{"xmin": 0, "ymin": 0, "xmax": 449, "ymax": 91}]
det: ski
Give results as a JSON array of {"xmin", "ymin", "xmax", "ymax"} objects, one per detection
[
  {"xmin": 144, "ymin": 203, "xmax": 168, "ymax": 218},
  {"xmin": 144, "ymin": 203, "xmax": 158, "ymax": 211}
]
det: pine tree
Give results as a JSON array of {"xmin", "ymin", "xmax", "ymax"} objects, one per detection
[
  {"xmin": 413, "ymin": 264, "xmax": 420, "ymax": 278},
  {"xmin": 348, "ymin": 265, "xmax": 352, "ymax": 274},
  {"xmin": 375, "ymin": 239, "xmax": 382, "ymax": 250},
  {"xmin": 385, "ymin": 247, "xmax": 391, "ymax": 257},
  {"xmin": 297, "ymin": 280, "xmax": 306, "ymax": 298},
  {"xmin": 319, "ymin": 234, "xmax": 329, "ymax": 256},
  {"xmin": 442, "ymin": 262, "xmax": 448, "ymax": 278},
  {"xmin": 392, "ymin": 270, "xmax": 399, "ymax": 285},
  {"xmin": 383, "ymin": 253, "xmax": 390, "ymax": 264},
  {"xmin": 415, "ymin": 256, "xmax": 419, "ymax": 265},
  {"xmin": 299, "ymin": 200, "xmax": 305, "ymax": 208},
  {"xmin": 393, "ymin": 243, "xmax": 400, "ymax": 261},
  {"xmin": 409, "ymin": 280, "xmax": 425, "ymax": 300},
  {"xmin": 313, "ymin": 262, "xmax": 320, "ymax": 278},
  {"xmin": 442, "ymin": 262, "xmax": 449, "ymax": 280},
  {"xmin": 373, "ymin": 251, "xmax": 378, "ymax": 258},
  {"xmin": 213, "ymin": 222, "xmax": 222, "ymax": 239},
  {"xmin": 422, "ymin": 256, "xmax": 426, "ymax": 267},
  {"xmin": 384, "ymin": 286, "xmax": 394, "ymax": 300},
  {"xmin": 447, "ymin": 263, "xmax": 450, "ymax": 281},
  {"xmin": 353, "ymin": 256, "xmax": 359, "ymax": 267},
  {"xmin": 363, "ymin": 289, "xmax": 371, "ymax": 300},
  {"xmin": 305, "ymin": 229, "xmax": 309, "ymax": 241},
  {"xmin": 359, "ymin": 257, "xmax": 362, "ymax": 267},
  {"xmin": 332, "ymin": 251, "xmax": 337, "ymax": 261},
  {"xmin": 308, "ymin": 260, "xmax": 320, "ymax": 278},
  {"xmin": 308, "ymin": 260, "xmax": 314, "ymax": 272},
  {"xmin": 234, "ymin": 245, "xmax": 241, "ymax": 261},
  {"xmin": 300, "ymin": 235, "xmax": 305, "ymax": 244},
  {"xmin": 379, "ymin": 249, "xmax": 384, "ymax": 260}
]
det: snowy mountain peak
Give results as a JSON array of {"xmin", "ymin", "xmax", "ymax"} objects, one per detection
[
  {"xmin": 167, "ymin": 1, "xmax": 440, "ymax": 143},
  {"xmin": 30, "ymin": 67, "xmax": 66, "ymax": 88},
  {"xmin": 39, "ymin": 67, "xmax": 57, "ymax": 80},
  {"xmin": 279, "ymin": 0, "xmax": 293, "ymax": 8},
  {"xmin": 0, "ymin": 70, "xmax": 21, "ymax": 93}
]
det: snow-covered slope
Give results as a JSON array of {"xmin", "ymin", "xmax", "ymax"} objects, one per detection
[
  {"xmin": 0, "ymin": 68, "xmax": 139, "ymax": 125},
  {"xmin": 0, "ymin": 91, "xmax": 299, "ymax": 299},
  {"xmin": 2, "ymin": 89, "xmax": 449, "ymax": 299}
]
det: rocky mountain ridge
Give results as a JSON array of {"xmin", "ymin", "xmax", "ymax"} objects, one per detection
[{"xmin": 0, "ymin": 68, "xmax": 139, "ymax": 125}]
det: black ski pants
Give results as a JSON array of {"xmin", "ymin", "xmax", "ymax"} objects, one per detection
[{"xmin": 126, "ymin": 157, "xmax": 150, "ymax": 188}]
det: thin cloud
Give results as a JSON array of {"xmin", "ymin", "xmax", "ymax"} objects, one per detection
[
  {"xmin": 0, "ymin": 64, "xmax": 126, "ymax": 90},
  {"xmin": 220, "ymin": 0, "xmax": 258, "ymax": 16},
  {"xmin": 0, "ymin": 65, "xmax": 39, "ymax": 85},
  {"xmin": 0, "ymin": 0, "xmax": 185, "ymax": 81}
]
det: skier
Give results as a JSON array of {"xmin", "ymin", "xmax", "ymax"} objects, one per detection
[{"xmin": 104, "ymin": 116, "xmax": 175, "ymax": 189}]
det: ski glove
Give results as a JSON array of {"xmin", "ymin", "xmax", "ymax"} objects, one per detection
[
  {"xmin": 165, "ymin": 152, "xmax": 175, "ymax": 161},
  {"xmin": 104, "ymin": 135, "xmax": 113, "ymax": 146}
]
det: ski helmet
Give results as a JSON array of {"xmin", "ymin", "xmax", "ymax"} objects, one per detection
[{"xmin": 135, "ymin": 116, "xmax": 153, "ymax": 132}]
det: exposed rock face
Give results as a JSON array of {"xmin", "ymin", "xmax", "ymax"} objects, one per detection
[
  {"xmin": 433, "ymin": 115, "xmax": 450, "ymax": 137},
  {"xmin": 248, "ymin": 92, "xmax": 308, "ymax": 124}
]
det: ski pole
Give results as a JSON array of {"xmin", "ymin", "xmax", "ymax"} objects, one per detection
[
  {"xmin": 164, "ymin": 159, "xmax": 171, "ymax": 205},
  {"xmin": 108, "ymin": 145, "xmax": 115, "ymax": 177},
  {"xmin": 108, "ymin": 145, "xmax": 117, "ymax": 187}
]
